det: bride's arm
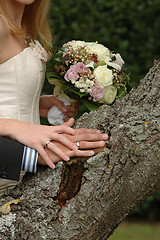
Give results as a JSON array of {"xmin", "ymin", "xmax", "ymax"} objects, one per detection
[{"xmin": 0, "ymin": 118, "xmax": 78, "ymax": 169}]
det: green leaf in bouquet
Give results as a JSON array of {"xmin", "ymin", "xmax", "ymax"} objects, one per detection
[
  {"xmin": 63, "ymin": 91, "xmax": 80, "ymax": 101},
  {"xmin": 82, "ymin": 99, "xmax": 100, "ymax": 112},
  {"xmin": 55, "ymin": 57, "xmax": 62, "ymax": 62},
  {"xmin": 116, "ymin": 85, "xmax": 127, "ymax": 99},
  {"xmin": 111, "ymin": 55, "xmax": 116, "ymax": 61},
  {"xmin": 46, "ymin": 72, "xmax": 63, "ymax": 85},
  {"xmin": 46, "ymin": 71, "xmax": 62, "ymax": 80},
  {"xmin": 46, "ymin": 57, "xmax": 56, "ymax": 72},
  {"xmin": 63, "ymin": 84, "xmax": 87, "ymax": 98}
]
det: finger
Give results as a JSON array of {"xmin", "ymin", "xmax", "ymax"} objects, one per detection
[
  {"xmin": 77, "ymin": 140, "xmax": 106, "ymax": 149},
  {"xmin": 49, "ymin": 133, "xmax": 77, "ymax": 150},
  {"xmin": 58, "ymin": 104, "xmax": 68, "ymax": 113},
  {"xmin": 61, "ymin": 117, "xmax": 75, "ymax": 127},
  {"xmin": 47, "ymin": 142, "xmax": 70, "ymax": 161},
  {"xmin": 50, "ymin": 96, "xmax": 64, "ymax": 106},
  {"xmin": 67, "ymin": 149, "xmax": 95, "ymax": 158},
  {"xmin": 64, "ymin": 112, "xmax": 76, "ymax": 117},
  {"xmin": 54, "ymin": 100, "xmax": 68, "ymax": 112},
  {"xmin": 53, "ymin": 125, "xmax": 76, "ymax": 135},
  {"xmin": 65, "ymin": 105, "xmax": 75, "ymax": 112},
  {"xmin": 72, "ymin": 133, "xmax": 109, "ymax": 142},
  {"xmin": 49, "ymin": 96, "xmax": 68, "ymax": 113},
  {"xmin": 75, "ymin": 128, "xmax": 101, "ymax": 135},
  {"xmin": 38, "ymin": 147, "xmax": 56, "ymax": 169}
]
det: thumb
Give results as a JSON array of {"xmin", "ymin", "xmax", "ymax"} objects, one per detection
[
  {"xmin": 49, "ymin": 96, "xmax": 67, "ymax": 112},
  {"xmin": 62, "ymin": 118, "xmax": 75, "ymax": 127}
]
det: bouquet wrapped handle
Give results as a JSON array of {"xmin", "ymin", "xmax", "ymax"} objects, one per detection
[{"xmin": 47, "ymin": 81, "xmax": 77, "ymax": 125}]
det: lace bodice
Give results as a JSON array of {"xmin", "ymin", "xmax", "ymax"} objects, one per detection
[{"xmin": 0, "ymin": 42, "xmax": 47, "ymax": 124}]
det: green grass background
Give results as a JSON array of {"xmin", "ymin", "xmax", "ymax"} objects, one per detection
[{"xmin": 109, "ymin": 222, "xmax": 160, "ymax": 240}]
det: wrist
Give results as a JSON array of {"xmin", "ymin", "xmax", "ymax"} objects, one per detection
[
  {"xmin": 7, "ymin": 119, "xmax": 25, "ymax": 140},
  {"xmin": 0, "ymin": 119, "xmax": 19, "ymax": 138}
]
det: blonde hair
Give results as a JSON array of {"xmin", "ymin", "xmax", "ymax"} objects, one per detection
[{"xmin": 0, "ymin": 0, "xmax": 52, "ymax": 53}]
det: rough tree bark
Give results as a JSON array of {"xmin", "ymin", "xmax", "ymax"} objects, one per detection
[{"xmin": 0, "ymin": 61, "xmax": 160, "ymax": 240}]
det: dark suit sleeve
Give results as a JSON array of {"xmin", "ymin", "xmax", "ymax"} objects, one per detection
[{"xmin": 0, "ymin": 136, "xmax": 24, "ymax": 181}]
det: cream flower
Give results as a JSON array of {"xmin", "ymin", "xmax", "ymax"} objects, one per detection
[
  {"xmin": 101, "ymin": 85, "xmax": 117, "ymax": 104},
  {"xmin": 85, "ymin": 43, "xmax": 111, "ymax": 65},
  {"xmin": 64, "ymin": 40, "xmax": 86, "ymax": 49},
  {"xmin": 93, "ymin": 65, "xmax": 113, "ymax": 88},
  {"xmin": 29, "ymin": 40, "xmax": 49, "ymax": 63}
]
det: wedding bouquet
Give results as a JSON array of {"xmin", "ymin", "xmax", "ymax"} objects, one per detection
[{"xmin": 46, "ymin": 40, "xmax": 129, "ymax": 124}]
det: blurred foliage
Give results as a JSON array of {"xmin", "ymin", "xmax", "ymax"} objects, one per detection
[
  {"xmin": 45, "ymin": 0, "xmax": 160, "ymax": 220},
  {"xmin": 129, "ymin": 189, "xmax": 160, "ymax": 221},
  {"xmin": 49, "ymin": 0, "xmax": 160, "ymax": 87}
]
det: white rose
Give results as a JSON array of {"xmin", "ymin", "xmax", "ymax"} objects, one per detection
[
  {"xmin": 85, "ymin": 43, "xmax": 111, "ymax": 65},
  {"xmin": 101, "ymin": 85, "xmax": 117, "ymax": 104},
  {"xmin": 94, "ymin": 65, "xmax": 113, "ymax": 88}
]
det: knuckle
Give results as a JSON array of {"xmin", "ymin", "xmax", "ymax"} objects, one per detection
[{"xmin": 61, "ymin": 125, "xmax": 65, "ymax": 131}]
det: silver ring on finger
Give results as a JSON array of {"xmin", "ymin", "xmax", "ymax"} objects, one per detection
[
  {"xmin": 76, "ymin": 141, "xmax": 80, "ymax": 149},
  {"xmin": 45, "ymin": 140, "xmax": 51, "ymax": 148}
]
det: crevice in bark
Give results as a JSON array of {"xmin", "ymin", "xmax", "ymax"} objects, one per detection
[
  {"xmin": 54, "ymin": 160, "xmax": 85, "ymax": 207},
  {"xmin": 54, "ymin": 147, "xmax": 106, "ymax": 208}
]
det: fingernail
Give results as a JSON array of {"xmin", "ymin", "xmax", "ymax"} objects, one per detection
[
  {"xmin": 89, "ymin": 151, "xmax": 94, "ymax": 156},
  {"xmin": 62, "ymin": 107, "xmax": 67, "ymax": 112},
  {"xmin": 64, "ymin": 156, "xmax": 70, "ymax": 161},
  {"xmin": 96, "ymin": 130, "xmax": 101, "ymax": 134},
  {"xmin": 99, "ymin": 141, "xmax": 105, "ymax": 146},
  {"xmin": 72, "ymin": 145, "xmax": 78, "ymax": 150},
  {"xmin": 51, "ymin": 164, "xmax": 55, "ymax": 169},
  {"xmin": 103, "ymin": 134, "xmax": 108, "ymax": 140}
]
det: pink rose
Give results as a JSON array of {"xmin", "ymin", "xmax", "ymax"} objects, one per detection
[
  {"xmin": 64, "ymin": 68, "xmax": 79, "ymax": 82},
  {"xmin": 74, "ymin": 62, "xmax": 85, "ymax": 73},
  {"xmin": 70, "ymin": 62, "xmax": 89, "ymax": 74},
  {"xmin": 90, "ymin": 82, "xmax": 104, "ymax": 102}
]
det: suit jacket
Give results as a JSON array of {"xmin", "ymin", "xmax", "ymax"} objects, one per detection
[{"xmin": 0, "ymin": 136, "xmax": 24, "ymax": 181}]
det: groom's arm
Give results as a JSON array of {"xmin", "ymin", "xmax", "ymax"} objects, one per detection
[{"xmin": 0, "ymin": 137, "xmax": 38, "ymax": 181}]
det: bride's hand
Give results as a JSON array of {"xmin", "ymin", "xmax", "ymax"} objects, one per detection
[
  {"xmin": 39, "ymin": 95, "xmax": 66, "ymax": 118},
  {"xmin": 63, "ymin": 101, "xmax": 80, "ymax": 122},
  {"xmin": 39, "ymin": 95, "xmax": 79, "ymax": 121},
  {"xmin": 8, "ymin": 118, "xmax": 78, "ymax": 169}
]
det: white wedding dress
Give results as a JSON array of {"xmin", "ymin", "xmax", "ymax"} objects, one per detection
[{"xmin": 0, "ymin": 42, "xmax": 47, "ymax": 194}]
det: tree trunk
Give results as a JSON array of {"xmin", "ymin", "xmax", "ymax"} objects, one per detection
[{"xmin": 0, "ymin": 61, "xmax": 160, "ymax": 240}]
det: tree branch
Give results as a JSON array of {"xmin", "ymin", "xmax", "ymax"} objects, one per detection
[{"xmin": 0, "ymin": 61, "xmax": 160, "ymax": 240}]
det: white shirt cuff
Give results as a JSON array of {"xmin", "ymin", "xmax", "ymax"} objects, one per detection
[{"xmin": 21, "ymin": 146, "xmax": 38, "ymax": 173}]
